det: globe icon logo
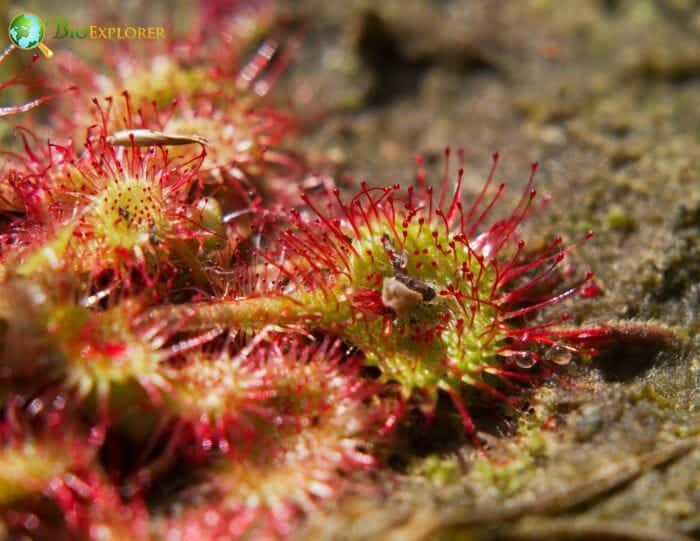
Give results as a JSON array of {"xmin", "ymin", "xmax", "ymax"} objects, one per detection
[{"xmin": 8, "ymin": 13, "xmax": 53, "ymax": 58}]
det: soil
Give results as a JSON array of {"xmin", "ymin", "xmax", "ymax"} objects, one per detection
[{"xmin": 281, "ymin": 1, "xmax": 700, "ymax": 539}]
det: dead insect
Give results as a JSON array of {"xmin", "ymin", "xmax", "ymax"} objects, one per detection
[
  {"xmin": 106, "ymin": 129, "xmax": 208, "ymax": 147},
  {"xmin": 381, "ymin": 276, "xmax": 425, "ymax": 315},
  {"xmin": 394, "ymin": 273, "xmax": 436, "ymax": 302},
  {"xmin": 381, "ymin": 234, "xmax": 436, "ymax": 314},
  {"xmin": 382, "ymin": 234, "xmax": 408, "ymax": 273},
  {"xmin": 118, "ymin": 206, "xmax": 130, "ymax": 220}
]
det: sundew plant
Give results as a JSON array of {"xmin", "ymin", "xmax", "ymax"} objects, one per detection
[{"xmin": 0, "ymin": 1, "xmax": 689, "ymax": 540}]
